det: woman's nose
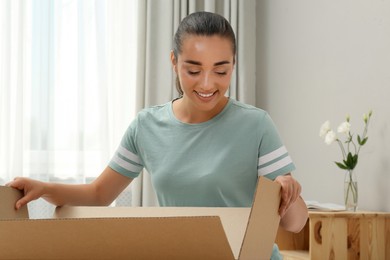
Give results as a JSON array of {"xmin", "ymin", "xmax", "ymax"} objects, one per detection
[{"xmin": 200, "ymin": 73, "xmax": 212, "ymax": 90}]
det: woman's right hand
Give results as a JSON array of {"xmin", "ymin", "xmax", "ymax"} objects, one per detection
[
  {"xmin": 6, "ymin": 177, "xmax": 46, "ymax": 210},
  {"xmin": 6, "ymin": 167, "xmax": 133, "ymax": 209}
]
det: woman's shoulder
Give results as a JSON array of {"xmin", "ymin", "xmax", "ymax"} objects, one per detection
[
  {"xmin": 137, "ymin": 102, "xmax": 171, "ymax": 119},
  {"xmin": 229, "ymin": 99, "xmax": 268, "ymax": 117}
]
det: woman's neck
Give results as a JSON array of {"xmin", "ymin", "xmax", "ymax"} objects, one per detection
[{"xmin": 172, "ymin": 96, "xmax": 228, "ymax": 124}]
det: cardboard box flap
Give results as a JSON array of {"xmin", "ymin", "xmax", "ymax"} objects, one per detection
[
  {"xmin": 0, "ymin": 216, "xmax": 234, "ymax": 260},
  {"xmin": 53, "ymin": 176, "xmax": 281, "ymax": 259},
  {"xmin": 0, "ymin": 185, "xmax": 29, "ymax": 219},
  {"xmin": 55, "ymin": 206, "xmax": 251, "ymax": 259},
  {"xmin": 239, "ymin": 176, "xmax": 282, "ymax": 260}
]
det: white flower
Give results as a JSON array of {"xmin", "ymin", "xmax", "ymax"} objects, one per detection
[
  {"xmin": 319, "ymin": 120, "xmax": 331, "ymax": 138},
  {"xmin": 337, "ymin": 121, "xmax": 351, "ymax": 134},
  {"xmin": 320, "ymin": 110, "xmax": 372, "ymax": 172},
  {"xmin": 324, "ymin": 130, "xmax": 337, "ymax": 145},
  {"xmin": 363, "ymin": 113, "xmax": 368, "ymax": 123}
]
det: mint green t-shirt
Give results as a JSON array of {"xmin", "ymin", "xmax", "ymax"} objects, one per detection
[{"xmin": 109, "ymin": 98, "xmax": 295, "ymax": 207}]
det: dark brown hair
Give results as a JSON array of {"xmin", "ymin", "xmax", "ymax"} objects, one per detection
[{"xmin": 172, "ymin": 11, "xmax": 236, "ymax": 96}]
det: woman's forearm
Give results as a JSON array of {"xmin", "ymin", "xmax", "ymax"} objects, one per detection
[
  {"xmin": 42, "ymin": 167, "xmax": 132, "ymax": 207},
  {"xmin": 42, "ymin": 182, "xmax": 101, "ymax": 207}
]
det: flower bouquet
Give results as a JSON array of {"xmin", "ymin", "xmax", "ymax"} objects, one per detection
[{"xmin": 319, "ymin": 110, "xmax": 372, "ymax": 211}]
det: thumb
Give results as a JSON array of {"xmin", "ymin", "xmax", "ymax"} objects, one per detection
[
  {"xmin": 15, "ymin": 191, "xmax": 37, "ymax": 210},
  {"xmin": 15, "ymin": 196, "xmax": 29, "ymax": 210}
]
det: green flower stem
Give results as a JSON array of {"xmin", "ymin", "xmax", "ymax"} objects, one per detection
[
  {"xmin": 357, "ymin": 116, "xmax": 371, "ymax": 154},
  {"xmin": 348, "ymin": 132, "xmax": 357, "ymax": 155},
  {"xmin": 345, "ymin": 171, "xmax": 358, "ymax": 210},
  {"xmin": 345, "ymin": 181, "xmax": 358, "ymax": 205},
  {"xmin": 337, "ymin": 139, "xmax": 347, "ymax": 160}
]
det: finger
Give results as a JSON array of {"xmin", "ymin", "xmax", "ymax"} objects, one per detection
[
  {"xmin": 282, "ymin": 182, "xmax": 302, "ymax": 217},
  {"xmin": 5, "ymin": 178, "xmax": 35, "ymax": 210},
  {"xmin": 5, "ymin": 178, "xmax": 18, "ymax": 187},
  {"xmin": 15, "ymin": 191, "xmax": 36, "ymax": 210},
  {"xmin": 279, "ymin": 185, "xmax": 292, "ymax": 217},
  {"xmin": 290, "ymin": 181, "xmax": 301, "ymax": 204},
  {"xmin": 15, "ymin": 198, "xmax": 27, "ymax": 210},
  {"xmin": 294, "ymin": 183, "xmax": 301, "ymax": 201},
  {"xmin": 6, "ymin": 178, "xmax": 24, "ymax": 190}
]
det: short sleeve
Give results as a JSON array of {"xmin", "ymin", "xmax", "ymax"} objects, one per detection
[
  {"xmin": 257, "ymin": 113, "xmax": 295, "ymax": 180},
  {"xmin": 108, "ymin": 118, "xmax": 144, "ymax": 179}
]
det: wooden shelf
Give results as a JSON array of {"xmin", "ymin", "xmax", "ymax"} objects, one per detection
[
  {"xmin": 279, "ymin": 250, "xmax": 309, "ymax": 260},
  {"xmin": 276, "ymin": 211, "xmax": 390, "ymax": 259}
]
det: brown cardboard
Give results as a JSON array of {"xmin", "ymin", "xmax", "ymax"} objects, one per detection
[
  {"xmin": 0, "ymin": 216, "xmax": 234, "ymax": 259},
  {"xmin": 239, "ymin": 175, "xmax": 282, "ymax": 259},
  {"xmin": 0, "ymin": 176, "xmax": 281, "ymax": 259},
  {"xmin": 54, "ymin": 206, "xmax": 251, "ymax": 258},
  {"xmin": 0, "ymin": 185, "xmax": 29, "ymax": 219}
]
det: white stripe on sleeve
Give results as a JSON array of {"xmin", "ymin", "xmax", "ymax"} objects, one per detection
[
  {"xmin": 112, "ymin": 154, "xmax": 143, "ymax": 173},
  {"xmin": 258, "ymin": 146, "xmax": 288, "ymax": 167},
  {"xmin": 117, "ymin": 145, "xmax": 141, "ymax": 164},
  {"xmin": 257, "ymin": 156, "xmax": 293, "ymax": 176}
]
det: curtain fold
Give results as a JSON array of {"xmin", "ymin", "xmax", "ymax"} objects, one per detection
[
  {"xmin": 0, "ymin": 0, "xmax": 138, "ymax": 217},
  {"xmin": 0, "ymin": 0, "xmax": 29, "ymax": 185},
  {"xmin": 134, "ymin": 0, "xmax": 257, "ymax": 206}
]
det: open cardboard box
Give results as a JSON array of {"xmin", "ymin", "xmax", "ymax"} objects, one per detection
[{"xmin": 0, "ymin": 176, "xmax": 281, "ymax": 259}]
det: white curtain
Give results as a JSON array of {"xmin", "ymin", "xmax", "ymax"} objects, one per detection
[
  {"xmin": 0, "ymin": 0, "xmax": 30, "ymax": 186},
  {"xmin": 0, "ymin": 0, "xmax": 138, "ymax": 217},
  {"xmin": 134, "ymin": 0, "xmax": 257, "ymax": 206}
]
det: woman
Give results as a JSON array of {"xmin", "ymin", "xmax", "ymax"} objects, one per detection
[{"xmin": 8, "ymin": 11, "xmax": 308, "ymax": 259}]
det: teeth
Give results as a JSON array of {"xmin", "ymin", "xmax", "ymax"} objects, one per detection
[{"xmin": 197, "ymin": 92, "xmax": 214, "ymax": 98}]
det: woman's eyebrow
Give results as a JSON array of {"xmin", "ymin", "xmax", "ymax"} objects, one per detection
[
  {"xmin": 214, "ymin": 60, "xmax": 230, "ymax": 66},
  {"xmin": 184, "ymin": 60, "xmax": 231, "ymax": 66}
]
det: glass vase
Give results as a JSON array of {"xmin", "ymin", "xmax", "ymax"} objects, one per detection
[{"xmin": 344, "ymin": 169, "xmax": 358, "ymax": 211}]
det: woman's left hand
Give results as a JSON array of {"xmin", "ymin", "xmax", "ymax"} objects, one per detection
[{"xmin": 274, "ymin": 174, "xmax": 302, "ymax": 217}]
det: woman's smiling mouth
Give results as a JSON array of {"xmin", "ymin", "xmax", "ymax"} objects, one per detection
[{"xmin": 195, "ymin": 91, "xmax": 217, "ymax": 98}]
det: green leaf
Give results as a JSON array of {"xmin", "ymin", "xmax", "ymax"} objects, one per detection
[
  {"xmin": 346, "ymin": 152, "xmax": 354, "ymax": 166},
  {"xmin": 350, "ymin": 154, "xmax": 358, "ymax": 169},
  {"xmin": 358, "ymin": 135, "xmax": 368, "ymax": 146},
  {"xmin": 342, "ymin": 152, "xmax": 358, "ymax": 170},
  {"xmin": 360, "ymin": 137, "xmax": 368, "ymax": 146},
  {"xmin": 335, "ymin": 161, "xmax": 348, "ymax": 170}
]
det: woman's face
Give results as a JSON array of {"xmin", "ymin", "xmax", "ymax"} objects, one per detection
[{"xmin": 171, "ymin": 35, "xmax": 235, "ymax": 115}]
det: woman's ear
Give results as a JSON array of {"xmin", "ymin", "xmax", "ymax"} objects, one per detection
[{"xmin": 170, "ymin": 50, "xmax": 177, "ymax": 73}]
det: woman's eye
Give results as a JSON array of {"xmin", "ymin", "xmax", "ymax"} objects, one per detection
[
  {"xmin": 216, "ymin": 71, "xmax": 227, "ymax": 76},
  {"xmin": 188, "ymin": 71, "xmax": 200, "ymax": 75}
]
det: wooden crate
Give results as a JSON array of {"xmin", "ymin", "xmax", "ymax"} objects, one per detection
[{"xmin": 276, "ymin": 211, "xmax": 390, "ymax": 260}]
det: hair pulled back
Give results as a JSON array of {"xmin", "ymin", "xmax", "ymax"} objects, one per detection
[{"xmin": 172, "ymin": 11, "xmax": 236, "ymax": 96}]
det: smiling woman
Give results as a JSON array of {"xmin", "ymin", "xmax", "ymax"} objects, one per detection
[
  {"xmin": 171, "ymin": 35, "xmax": 234, "ymax": 123},
  {"xmin": 169, "ymin": 13, "xmax": 236, "ymax": 124}
]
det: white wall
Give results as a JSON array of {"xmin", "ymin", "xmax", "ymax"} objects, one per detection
[{"xmin": 256, "ymin": 1, "xmax": 390, "ymax": 211}]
